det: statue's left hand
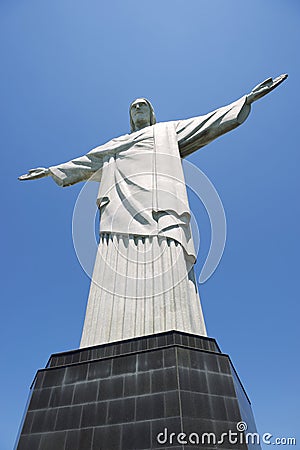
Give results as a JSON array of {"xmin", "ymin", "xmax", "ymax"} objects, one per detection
[
  {"xmin": 18, "ymin": 167, "xmax": 50, "ymax": 181},
  {"xmin": 246, "ymin": 73, "xmax": 288, "ymax": 104}
]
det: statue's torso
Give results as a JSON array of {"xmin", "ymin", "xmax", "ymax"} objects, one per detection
[{"xmin": 97, "ymin": 124, "xmax": 196, "ymax": 260}]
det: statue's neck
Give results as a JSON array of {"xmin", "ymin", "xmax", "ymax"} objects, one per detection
[{"xmin": 134, "ymin": 120, "xmax": 151, "ymax": 131}]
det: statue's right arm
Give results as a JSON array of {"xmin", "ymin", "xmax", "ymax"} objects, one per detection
[
  {"xmin": 48, "ymin": 153, "xmax": 104, "ymax": 187},
  {"xmin": 18, "ymin": 153, "xmax": 103, "ymax": 187},
  {"xmin": 18, "ymin": 135, "xmax": 131, "ymax": 186}
]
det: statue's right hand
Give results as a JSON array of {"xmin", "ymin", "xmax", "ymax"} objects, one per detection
[{"xmin": 18, "ymin": 167, "xmax": 50, "ymax": 181}]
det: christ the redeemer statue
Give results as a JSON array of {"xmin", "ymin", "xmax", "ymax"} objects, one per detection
[{"xmin": 19, "ymin": 75, "xmax": 287, "ymax": 347}]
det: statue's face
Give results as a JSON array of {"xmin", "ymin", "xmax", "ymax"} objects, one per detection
[{"xmin": 130, "ymin": 99, "xmax": 151, "ymax": 130}]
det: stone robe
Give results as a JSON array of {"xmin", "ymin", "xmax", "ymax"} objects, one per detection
[{"xmin": 49, "ymin": 96, "xmax": 250, "ymax": 346}]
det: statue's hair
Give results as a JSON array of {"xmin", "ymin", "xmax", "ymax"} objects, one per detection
[{"xmin": 129, "ymin": 98, "xmax": 156, "ymax": 132}]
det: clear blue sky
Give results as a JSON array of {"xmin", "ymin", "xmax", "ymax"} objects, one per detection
[{"xmin": 1, "ymin": 1, "xmax": 299, "ymax": 449}]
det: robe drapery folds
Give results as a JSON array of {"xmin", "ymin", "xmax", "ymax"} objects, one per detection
[{"xmin": 49, "ymin": 97, "xmax": 250, "ymax": 346}]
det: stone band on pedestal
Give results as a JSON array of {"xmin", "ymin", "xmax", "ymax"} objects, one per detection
[{"xmin": 16, "ymin": 331, "xmax": 260, "ymax": 449}]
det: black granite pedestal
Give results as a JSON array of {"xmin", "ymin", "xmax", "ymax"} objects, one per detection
[{"xmin": 16, "ymin": 331, "xmax": 260, "ymax": 449}]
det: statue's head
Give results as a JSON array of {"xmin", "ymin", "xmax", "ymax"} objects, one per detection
[{"xmin": 129, "ymin": 98, "xmax": 156, "ymax": 132}]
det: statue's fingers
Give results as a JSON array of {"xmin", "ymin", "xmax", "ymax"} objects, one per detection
[
  {"xmin": 18, "ymin": 174, "xmax": 30, "ymax": 180},
  {"xmin": 278, "ymin": 73, "xmax": 288, "ymax": 81},
  {"xmin": 261, "ymin": 77, "xmax": 273, "ymax": 86},
  {"xmin": 273, "ymin": 73, "xmax": 288, "ymax": 86},
  {"xmin": 18, "ymin": 172, "xmax": 42, "ymax": 180},
  {"xmin": 28, "ymin": 167, "xmax": 44, "ymax": 173}
]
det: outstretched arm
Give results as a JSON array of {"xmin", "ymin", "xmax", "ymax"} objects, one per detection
[
  {"xmin": 18, "ymin": 134, "xmax": 132, "ymax": 186},
  {"xmin": 177, "ymin": 96, "xmax": 251, "ymax": 158},
  {"xmin": 177, "ymin": 73, "xmax": 288, "ymax": 158},
  {"xmin": 18, "ymin": 153, "xmax": 103, "ymax": 186}
]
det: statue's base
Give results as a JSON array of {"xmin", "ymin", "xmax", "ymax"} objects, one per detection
[{"xmin": 16, "ymin": 331, "xmax": 260, "ymax": 449}]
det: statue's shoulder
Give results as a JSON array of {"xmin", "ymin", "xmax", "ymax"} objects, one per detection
[{"xmin": 111, "ymin": 132, "xmax": 131, "ymax": 141}]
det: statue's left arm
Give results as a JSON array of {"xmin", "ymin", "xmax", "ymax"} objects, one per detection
[{"xmin": 177, "ymin": 74, "xmax": 287, "ymax": 158}]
